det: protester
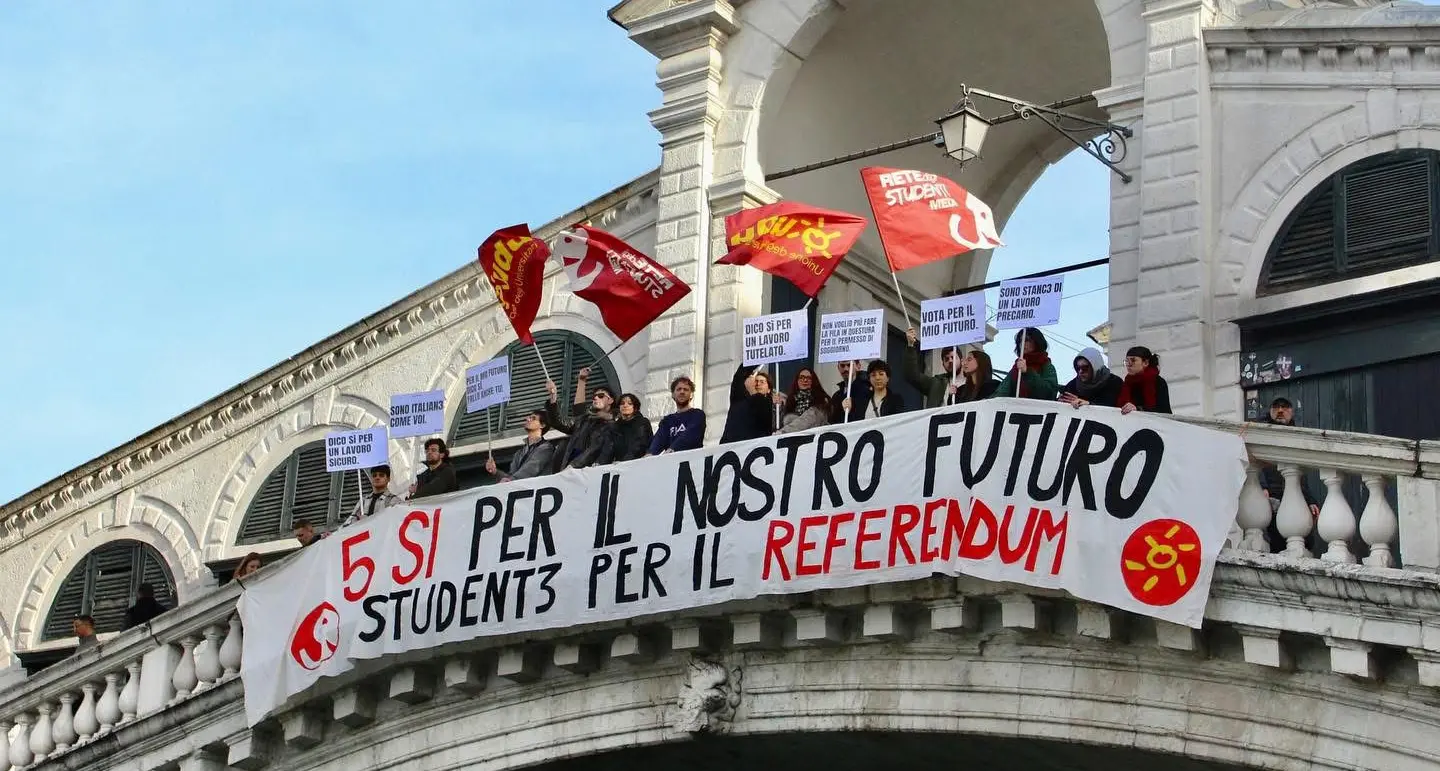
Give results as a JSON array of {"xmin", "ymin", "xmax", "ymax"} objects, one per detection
[
  {"xmin": 343, "ymin": 464, "xmax": 402, "ymax": 528},
  {"xmin": 902, "ymin": 327, "xmax": 966, "ymax": 408},
  {"xmin": 1117, "ymin": 346, "xmax": 1172, "ymax": 415},
  {"xmin": 293, "ymin": 520, "xmax": 319, "ymax": 548},
  {"xmin": 1060, "ymin": 347, "xmax": 1123, "ymax": 409},
  {"xmin": 829, "ymin": 360, "xmax": 871, "ymax": 424},
  {"xmin": 486, "ymin": 410, "xmax": 558, "ymax": 481},
  {"xmin": 954, "ymin": 349, "xmax": 998, "ymax": 403},
  {"xmin": 775, "ymin": 367, "xmax": 831, "ymax": 434},
  {"xmin": 123, "ymin": 583, "xmax": 168, "ymax": 629},
  {"xmin": 234, "ymin": 552, "xmax": 263, "ymax": 581},
  {"xmin": 650, "ymin": 376, "xmax": 706, "ymax": 454},
  {"xmin": 545, "ymin": 368, "xmax": 615, "ymax": 469},
  {"xmin": 72, "ymin": 615, "xmax": 98, "ymax": 654},
  {"xmin": 719, "ymin": 363, "xmax": 775, "ymax": 443},
  {"xmin": 1258, "ymin": 397, "xmax": 1321, "ymax": 551},
  {"xmin": 995, "ymin": 328, "xmax": 1060, "ymax": 401},
  {"xmin": 611, "ymin": 394, "xmax": 654, "ymax": 462},
  {"xmin": 410, "ymin": 438, "xmax": 459, "ymax": 498},
  {"xmin": 843, "ymin": 360, "xmax": 909, "ymax": 420}
]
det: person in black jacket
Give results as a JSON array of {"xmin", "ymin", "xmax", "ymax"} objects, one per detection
[
  {"xmin": 410, "ymin": 438, "xmax": 459, "ymax": 499},
  {"xmin": 842, "ymin": 360, "xmax": 909, "ymax": 421},
  {"xmin": 545, "ymin": 368, "xmax": 616, "ymax": 470},
  {"xmin": 124, "ymin": 583, "xmax": 168, "ymax": 629},
  {"xmin": 1059, "ymin": 347, "xmax": 1124, "ymax": 409},
  {"xmin": 829, "ymin": 360, "xmax": 871, "ymax": 424},
  {"xmin": 719, "ymin": 363, "xmax": 775, "ymax": 443},
  {"xmin": 1118, "ymin": 346, "xmax": 1173, "ymax": 415},
  {"xmin": 1258, "ymin": 396, "xmax": 1321, "ymax": 553},
  {"xmin": 612, "ymin": 393, "xmax": 654, "ymax": 462}
]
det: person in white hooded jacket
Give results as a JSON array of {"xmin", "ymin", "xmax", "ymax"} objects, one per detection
[{"xmin": 1059, "ymin": 347, "xmax": 1124, "ymax": 409}]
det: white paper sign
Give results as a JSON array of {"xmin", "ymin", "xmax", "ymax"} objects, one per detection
[
  {"xmin": 918, "ymin": 292, "xmax": 986, "ymax": 350},
  {"xmin": 323, "ymin": 427, "xmax": 389, "ymax": 472},
  {"xmin": 240, "ymin": 399, "xmax": 1247, "ymax": 725},
  {"xmin": 464, "ymin": 357, "xmax": 511, "ymax": 413},
  {"xmin": 742, "ymin": 310, "xmax": 809, "ymax": 366},
  {"xmin": 994, "ymin": 276, "xmax": 1065, "ymax": 329},
  {"xmin": 388, "ymin": 390, "xmax": 445, "ymax": 440},
  {"xmin": 817, "ymin": 309, "xmax": 884, "ymax": 364}
]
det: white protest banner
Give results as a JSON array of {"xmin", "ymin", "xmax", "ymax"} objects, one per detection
[
  {"xmin": 918, "ymin": 292, "xmax": 986, "ymax": 351},
  {"xmin": 389, "ymin": 390, "xmax": 445, "ymax": 440},
  {"xmin": 817, "ymin": 309, "xmax": 884, "ymax": 364},
  {"xmin": 323, "ymin": 427, "xmax": 389, "ymax": 473},
  {"xmin": 994, "ymin": 276, "xmax": 1065, "ymax": 329},
  {"xmin": 464, "ymin": 356, "xmax": 511, "ymax": 413},
  {"xmin": 742, "ymin": 310, "xmax": 809, "ymax": 366},
  {"xmin": 240, "ymin": 399, "xmax": 1246, "ymax": 725}
]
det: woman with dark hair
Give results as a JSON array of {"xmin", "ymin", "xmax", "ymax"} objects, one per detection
[
  {"xmin": 233, "ymin": 553, "xmax": 263, "ymax": 581},
  {"xmin": 954, "ymin": 349, "xmax": 998, "ymax": 403},
  {"xmin": 612, "ymin": 393, "xmax": 654, "ymax": 462},
  {"xmin": 995, "ymin": 328, "xmax": 1059, "ymax": 401},
  {"xmin": 719, "ymin": 363, "xmax": 776, "ymax": 443},
  {"xmin": 775, "ymin": 367, "xmax": 831, "ymax": 434},
  {"xmin": 1118, "ymin": 346, "xmax": 1172, "ymax": 414}
]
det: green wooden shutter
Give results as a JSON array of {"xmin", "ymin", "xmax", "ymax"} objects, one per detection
[
  {"xmin": 238, "ymin": 460, "xmax": 291, "ymax": 544},
  {"xmin": 42, "ymin": 542, "xmax": 178, "ymax": 640},
  {"xmin": 335, "ymin": 467, "xmax": 376, "ymax": 523},
  {"xmin": 289, "ymin": 442, "xmax": 333, "ymax": 528},
  {"xmin": 138, "ymin": 548, "xmax": 176, "ymax": 609},
  {"xmin": 452, "ymin": 331, "xmax": 618, "ymax": 445},
  {"xmin": 42, "ymin": 560, "xmax": 90, "ymax": 641},
  {"xmin": 1264, "ymin": 185, "xmax": 1337, "ymax": 290},
  {"xmin": 1342, "ymin": 154, "xmax": 1433, "ymax": 273},
  {"xmin": 88, "ymin": 546, "xmax": 138, "ymax": 633}
]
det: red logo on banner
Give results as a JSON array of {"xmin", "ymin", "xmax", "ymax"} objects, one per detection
[
  {"xmin": 718, "ymin": 201, "xmax": 867, "ymax": 297},
  {"xmin": 860, "ymin": 166, "xmax": 1004, "ymax": 272},
  {"xmin": 1120, "ymin": 519, "xmax": 1202, "ymax": 607},
  {"xmin": 477, "ymin": 224, "xmax": 551, "ymax": 345},
  {"xmin": 289, "ymin": 602, "xmax": 341, "ymax": 670},
  {"xmin": 550, "ymin": 226, "xmax": 692, "ymax": 342}
]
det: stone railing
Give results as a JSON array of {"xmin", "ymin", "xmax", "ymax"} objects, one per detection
[
  {"xmin": 0, "ymin": 583, "xmax": 243, "ymax": 770},
  {"xmin": 1180, "ymin": 417, "xmax": 1440, "ymax": 571}
]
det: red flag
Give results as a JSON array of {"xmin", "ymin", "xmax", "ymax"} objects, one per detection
[
  {"xmin": 550, "ymin": 226, "xmax": 691, "ymax": 342},
  {"xmin": 717, "ymin": 201, "xmax": 867, "ymax": 297},
  {"xmin": 477, "ymin": 224, "xmax": 551, "ymax": 344},
  {"xmin": 860, "ymin": 166, "xmax": 1004, "ymax": 272}
]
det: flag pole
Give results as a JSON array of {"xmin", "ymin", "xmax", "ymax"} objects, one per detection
[
  {"xmin": 532, "ymin": 342, "xmax": 553, "ymax": 383},
  {"xmin": 950, "ymin": 353, "xmax": 958, "ymax": 406},
  {"xmin": 1015, "ymin": 328, "xmax": 1027, "ymax": 398},
  {"xmin": 887, "ymin": 269, "xmax": 913, "ymax": 329},
  {"xmin": 843, "ymin": 364, "xmax": 854, "ymax": 424}
]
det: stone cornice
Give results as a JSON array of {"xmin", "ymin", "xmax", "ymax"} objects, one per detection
[
  {"xmin": 1206, "ymin": 26, "xmax": 1440, "ymax": 76},
  {"xmin": 0, "ymin": 170, "xmax": 660, "ymax": 542}
]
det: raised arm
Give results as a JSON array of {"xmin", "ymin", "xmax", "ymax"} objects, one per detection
[{"xmin": 572, "ymin": 367, "xmax": 590, "ymax": 407}]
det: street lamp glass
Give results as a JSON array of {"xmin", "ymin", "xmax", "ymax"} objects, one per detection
[{"xmin": 938, "ymin": 104, "xmax": 990, "ymax": 164}]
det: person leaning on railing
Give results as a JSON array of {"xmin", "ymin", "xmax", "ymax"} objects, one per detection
[{"xmin": 409, "ymin": 438, "xmax": 459, "ymax": 499}]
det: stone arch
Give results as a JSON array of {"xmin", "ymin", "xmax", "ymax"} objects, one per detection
[
  {"xmin": 200, "ymin": 392, "xmax": 390, "ymax": 561},
  {"xmin": 12, "ymin": 501, "xmax": 197, "ymax": 650}
]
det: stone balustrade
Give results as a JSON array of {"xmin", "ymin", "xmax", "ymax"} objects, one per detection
[{"xmin": 0, "ymin": 583, "xmax": 243, "ymax": 771}]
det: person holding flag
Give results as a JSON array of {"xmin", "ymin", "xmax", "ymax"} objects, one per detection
[{"xmin": 995, "ymin": 328, "xmax": 1060, "ymax": 401}]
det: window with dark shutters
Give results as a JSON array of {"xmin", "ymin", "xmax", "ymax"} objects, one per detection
[
  {"xmin": 236, "ymin": 440, "xmax": 376, "ymax": 545},
  {"xmin": 451, "ymin": 330, "xmax": 619, "ymax": 447},
  {"xmin": 41, "ymin": 540, "xmax": 177, "ymax": 641},
  {"xmin": 1261, "ymin": 150, "xmax": 1439, "ymax": 294}
]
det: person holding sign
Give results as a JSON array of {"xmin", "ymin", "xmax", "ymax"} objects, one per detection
[
  {"xmin": 774, "ymin": 368, "xmax": 832, "ymax": 434},
  {"xmin": 1117, "ymin": 346, "xmax": 1173, "ymax": 415},
  {"xmin": 342, "ymin": 465, "xmax": 401, "ymax": 529},
  {"xmin": 545, "ymin": 368, "xmax": 616, "ymax": 469},
  {"xmin": 1060, "ymin": 347, "xmax": 1124, "ymax": 409},
  {"xmin": 719, "ymin": 364, "xmax": 776, "ymax": 444},
  {"xmin": 995, "ymin": 328, "xmax": 1060, "ymax": 401},
  {"xmin": 649, "ymin": 377, "xmax": 705, "ymax": 455},
  {"xmin": 410, "ymin": 439, "xmax": 459, "ymax": 499},
  {"xmin": 484, "ymin": 410, "xmax": 556, "ymax": 482},
  {"xmin": 843, "ymin": 360, "xmax": 909, "ymax": 420}
]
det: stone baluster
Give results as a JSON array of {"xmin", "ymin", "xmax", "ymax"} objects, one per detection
[
  {"xmin": 96, "ymin": 673, "xmax": 122, "ymax": 733},
  {"xmin": 29, "ymin": 703, "xmax": 54, "ymax": 763},
  {"xmin": 0, "ymin": 720, "xmax": 12, "ymax": 771},
  {"xmin": 219, "ymin": 615, "xmax": 243, "ymax": 678},
  {"xmin": 118, "ymin": 661, "xmax": 141, "ymax": 723},
  {"xmin": 1275, "ymin": 464, "xmax": 1314, "ymax": 557},
  {"xmin": 74, "ymin": 683, "xmax": 100, "ymax": 743},
  {"xmin": 52, "ymin": 693, "xmax": 77, "ymax": 751},
  {"xmin": 1360, "ymin": 473, "xmax": 1398, "ymax": 568},
  {"xmin": 1236, "ymin": 464, "xmax": 1273, "ymax": 552},
  {"xmin": 194, "ymin": 625, "xmax": 224, "ymax": 691},
  {"xmin": 171, "ymin": 637, "xmax": 199, "ymax": 703},
  {"xmin": 1316, "ymin": 468, "xmax": 1356, "ymax": 563},
  {"xmin": 9, "ymin": 714, "xmax": 32, "ymax": 769}
]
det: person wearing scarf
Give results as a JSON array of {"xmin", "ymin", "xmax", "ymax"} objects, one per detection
[
  {"xmin": 775, "ymin": 367, "xmax": 832, "ymax": 434},
  {"xmin": 1118, "ymin": 346, "xmax": 1172, "ymax": 414},
  {"xmin": 995, "ymin": 327, "xmax": 1060, "ymax": 401},
  {"xmin": 1060, "ymin": 347, "xmax": 1124, "ymax": 408}
]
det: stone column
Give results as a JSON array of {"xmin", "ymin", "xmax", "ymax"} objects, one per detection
[
  {"xmin": 1129, "ymin": 0, "xmax": 1218, "ymax": 415},
  {"xmin": 620, "ymin": 1, "xmax": 741, "ymax": 435}
]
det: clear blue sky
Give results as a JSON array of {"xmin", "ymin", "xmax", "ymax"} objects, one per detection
[{"xmin": 0, "ymin": 2, "xmax": 1109, "ymax": 503}]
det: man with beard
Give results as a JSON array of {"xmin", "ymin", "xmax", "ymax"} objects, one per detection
[
  {"xmin": 545, "ymin": 367, "xmax": 616, "ymax": 469},
  {"xmin": 829, "ymin": 360, "xmax": 871, "ymax": 424},
  {"xmin": 649, "ymin": 376, "xmax": 706, "ymax": 454}
]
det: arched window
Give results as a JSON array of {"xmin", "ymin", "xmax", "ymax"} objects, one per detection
[
  {"xmin": 236, "ymin": 440, "xmax": 374, "ymax": 544},
  {"xmin": 42, "ymin": 540, "xmax": 175, "ymax": 641},
  {"xmin": 1261, "ymin": 149, "xmax": 1440, "ymax": 295},
  {"xmin": 450, "ymin": 330, "xmax": 620, "ymax": 447}
]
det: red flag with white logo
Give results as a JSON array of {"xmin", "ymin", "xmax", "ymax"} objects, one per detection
[
  {"xmin": 860, "ymin": 166, "xmax": 1005, "ymax": 272},
  {"xmin": 477, "ymin": 224, "xmax": 551, "ymax": 345},
  {"xmin": 551, "ymin": 226, "xmax": 692, "ymax": 342},
  {"xmin": 717, "ymin": 201, "xmax": 867, "ymax": 297}
]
